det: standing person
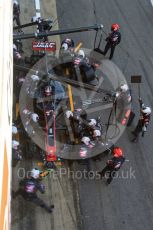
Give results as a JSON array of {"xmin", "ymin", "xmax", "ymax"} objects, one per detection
[
  {"xmin": 13, "ymin": 0, "xmax": 21, "ymax": 28},
  {"xmin": 22, "ymin": 109, "xmax": 39, "ymax": 127},
  {"xmin": 12, "ymin": 140, "xmax": 22, "ymax": 165},
  {"xmin": 98, "ymin": 146, "xmax": 125, "ymax": 184},
  {"xmin": 12, "ymin": 124, "xmax": 18, "ymax": 135},
  {"xmin": 77, "ymin": 50, "xmax": 98, "ymax": 85},
  {"xmin": 94, "ymin": 24, "xmax": 121, "ymax": 59},
  {"xmin": 131, "ymin": 98, "xmax": 151, "ymax": 142},
  {"xmin": 13, "ymin": 168, "xmax": 54, "ymax": 213},
  {"xmin": 31, "ymin": 16, "xmax": 53, "ymax": 41},
  {"xmin": 13, "ymin": 44, "xmax": 22, "ymax": 63}
]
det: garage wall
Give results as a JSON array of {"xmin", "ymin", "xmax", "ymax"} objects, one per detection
[{"xmin": 0, "ymin": 1, "xmax": 13, "ymax": 230}]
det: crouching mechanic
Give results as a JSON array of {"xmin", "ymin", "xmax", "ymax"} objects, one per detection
[
  {"xmin": 131, "ymin": 98, "xmax": 151, "ymax": 142},
  {"xmin": 22, "ymin": 109, "xmax": 39, "ymax": 134},
  {"xmin": 98, "ymin": 146, "xmax": 125, "ymax": 184},
  {"xmin": 13, "ymin": 168, "xmax": 54, "ymax": 213},
  {"xmin": 115, "ymin": 83, "xmax": 131, "ymax": 105},
  {"xmin": 79, "ymin": 126, "xmax": 101, "ymax": 159},
  {"xmin": 81, "ymin": 129, "xmax": 101, "ymax": 145},
  {"xmin": 65, "ymin": 109, "xmax": 87, "ymax": 140},
  {"xmin": 87, "ymin": 118, "xmax": 102, "ymax": 138},
  {"xmin": 75, "ymin": 50, "xmax": 98, "ymax": 85},
  {"xmin": 65, "ymin": 110, "xmax": 102, "ymax": 139}
]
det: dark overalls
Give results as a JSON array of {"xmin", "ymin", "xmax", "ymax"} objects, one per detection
[
  {"xmin": 98, "ymin": 156, "xmax": 125, "ymax": 184},
  {"xmin": 13, "ymin": 178, "xmax": 54, "ymax": 212},
  {"xmin": 103, "ymin": 31, "xmax": 121, "ymax": 59}
]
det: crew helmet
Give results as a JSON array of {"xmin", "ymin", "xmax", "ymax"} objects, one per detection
[
  {"xmin": 22, "ymin": 108, "xmax": 30, "ymax": 115},
  {"xmin": 120, "ymin": 83, "xmax": 128, "ymax": 92},
  {"xmin": 31, "ymin": 168, "xmax": 40, "ymax": 179},
  {"xmin": 13, "ymin": 0, "xmax": 19, "ymax": 6},
  {"xmin": 111, "ymin": 23, "xmax": 120, "ymax": 31},
  {"xmin": 141, "ymin": 106, "xmax": 151, "ymax": 115},
  {"xmin": 88, "ymin": 119, "xmax": 97, "ymax": 127},
  {"xmin": 78, "ymin": 49, "xmax": 85, "ymax": 58},
  {"xmin": 12, "ymin": 126, "xmax": 18, "ymax": 134},
  {"xmin": 65, "ymin": 110, "xmax": 73, "ymax": 119},
  {"xmin": 113, "ymin": 146, "xmax": 123, "ymax": 157},
  {"xmin": 12, "ymin": 140, "xmax": 19, "ymax": 149},
  {"xmin": 93, "ymin": 129, "xmax": 101, "ymax": 137},
  {"xmin": 31, "ymin": 75, "xmax": 39, "ymax": 81},
  {"xmin": 61, "ymin": 43, "xmax": 69, "ymax": 50},
  {"xmin": 31, "ymin": 113, "xmax": 39, "ymax": 122},
  {"xmin": 81, "ymin": 136, "xmax": 91, "ymax": 145}
]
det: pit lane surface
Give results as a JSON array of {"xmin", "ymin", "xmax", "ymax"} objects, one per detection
[{"xmin": 56, "ymin": 0, "xmax": 153, "ymax": 230}]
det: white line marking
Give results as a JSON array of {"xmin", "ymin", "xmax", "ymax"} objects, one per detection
[
  {"xmin": 35, "ymin": 0, "xmax": 41, "ymax": 17},
  {"xmin": 36, "ymin": 12, "xmax": 41, "ymax": 17},
  {"xmin": 35, "ymin": 0, "xmax": 40, "ymax": 10},
  {"xmin": 151, "ymin": 0, "xmax": 153, "ymax": 7}
]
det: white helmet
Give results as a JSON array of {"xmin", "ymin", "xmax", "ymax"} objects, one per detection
[
  {"xmin": 31, "ymin": 75, "xmax": 39, "ymax": 81},
  {"xmin": 93, "ymin": 130, "xmax": 101, "ymax": 137},
  {"xmin": 13, "ymin": 0, "xmax": 19, "ymax": 6},
  {"xmin": 13, "ymin": 44, "xmax": 17, "ymax": 50},
  {"xmin": 23, "ymin": 109, "xmax": 30, "ymax": 115},
  {"xmin": 18, "ymin": 77, "xmax": 25, "ymax": 85},
  {"xmin": 81, "ymin": 136, "xmax": 91, "ymax": 146},
  {"xmin": 142, "ymin": 107, "xmax": 151, "ymax": 115},
  {"xmin": 88, "ymin": 119, "xmax": 97, "ymax": 127},
  {"xmin": 61, "ymin": 43, "xmax": 68, "ymax": 50},
  {"xmin": 120, "ymin": 83, "xmax": 128, "ymax": 92},
  {"xmin": 78, "ymin": 49, "xmax": 85, "ymax": 58},
  {"xmin": 12, "ymin": 126, "xmax": 18, "ymax": 134},
  {"xmin": 31, "ymin": 16, "xmax": 39, "ymax": 23},
  {"xmin": 31, "ymin": 113, "xmax": 39, "ymax": 122},
  {"xmin": 12, "ymin": 140, "xmax": 19, "ymax": 149},
  {"xmin": 31, "ymin": 168, "xmax": 40, "ymax": 179},
  {"xmin": 65, "ymin": 110, "xmax": 73, "ymax": 119}
]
